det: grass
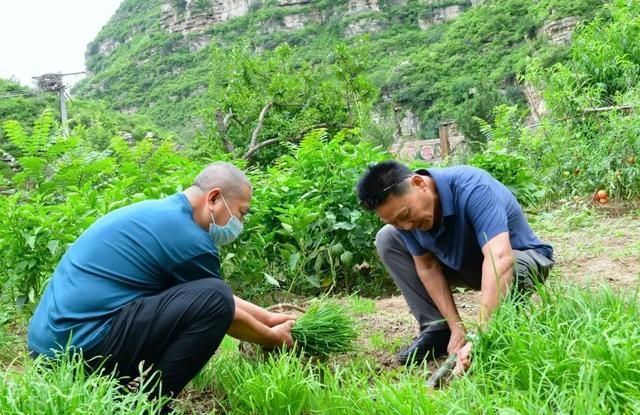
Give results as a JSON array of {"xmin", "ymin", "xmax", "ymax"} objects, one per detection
[
  {"xmin": 440, "ymin": 284, "xmax": 640, "ymax": 414},
  {"xmin": 182, "ymin": 284, "xmax": 640, "ymax": 414},
  {"xmin": 347, "ymin": 295, "xmax": 377, "ymax": 315},
  {"xmin": 0, "ymin": 353, "xmax": 166, "ymax": 414},
  {"xmin": 2, "ymin": 283, "xmax": 638, "ymax": 414}
]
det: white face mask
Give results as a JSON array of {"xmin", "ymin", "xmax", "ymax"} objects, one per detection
[{"xmin": 208, "ymin": 194, "xmax": 243, "ymax": 246}]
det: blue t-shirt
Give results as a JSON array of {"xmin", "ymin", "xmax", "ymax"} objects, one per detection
[
  {"xmin": 400, "ymin": 166, "xmax": 552, "ymax": 281},
  {"xmin": 28, "ymin": 193, "xmax": 221, "ymax": 356}
]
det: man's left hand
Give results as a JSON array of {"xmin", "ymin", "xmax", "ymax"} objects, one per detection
[
  {"xmin": 452, "ymin": 341, "xmax": 472, "ymax": 376},
  {"xmin": 268, "ymin": 311, "xmax": 297, "ymax": 327}
]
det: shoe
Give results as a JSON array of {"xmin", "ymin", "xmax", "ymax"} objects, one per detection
[{"xmin": 397, "ymin": 327, "xmax": 450, "ymax": 365}]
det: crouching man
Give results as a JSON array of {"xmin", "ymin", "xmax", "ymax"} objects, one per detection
[
  {"xmin": 28, "ymin": 162, "xmax": 295, "ymax": 409},
  {"xmin": 356, "ymin": 161, "xmax": 554, "ymax": 372}
]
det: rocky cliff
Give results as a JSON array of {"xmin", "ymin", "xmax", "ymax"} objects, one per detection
[{"xmin": 75, "ymin": 0, "xmax": 605, "ymax": 140}]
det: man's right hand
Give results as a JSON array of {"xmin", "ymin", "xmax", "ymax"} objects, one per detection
[
  {"xmin": 270, "ymin": 319, "xmax": 295, "ymax": 348},
  {"xmin": 447, "ymin": 326, "xmax": 466, "ymax": 355}
]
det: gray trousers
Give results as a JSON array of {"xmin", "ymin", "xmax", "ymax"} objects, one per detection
[{"xmin": 375, "ymin": 225, "xmax": 554, "ymax": 332}]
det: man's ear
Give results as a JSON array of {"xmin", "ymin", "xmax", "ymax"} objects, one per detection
[
  {"xmin": 206, "ymin": 188, "xmax": 222, "ymax": 205},
  {"xmin": 409, "ymin": 175, "xmax": 427, "ymax": 190}
]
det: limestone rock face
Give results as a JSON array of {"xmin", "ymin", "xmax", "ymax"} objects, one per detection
[
  {"xmin": 344, "ymin": 18, "xmax": 383, "ymax": 38},
  {"xmin": 523, "ymin": 83, "xmax": 546, "ymax": 126},
  {"xmin": 346, "ymin": 0, "xmax": 380, "ymax": 15},
  {"xmin": 395, "ymin": 108, "xmax": 421, "ymax": 139},
  {"xmin": 537, "ymin": 16, "xmax": 579, "ymax": 45},
  {"xmin": 97, "ymin": 38, "xmax": 120, "ymax": 57},
  {"xmin": 418, "ymin": 5, "xmax": 465, "ymax": 30},
  {"xmin": 263, "ymin": 11, "xmax": 323, "ymax": 33},
  {"xmin": 275, "ymin": 0, "xmax": 313, "ymax": 6},
  {"xmin": 160, "ymin": 0, "xmax": 250, "ymax": 34}
]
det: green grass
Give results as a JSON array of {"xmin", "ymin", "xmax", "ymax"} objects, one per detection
[
  {"xmin": 2, "ymin": 283, "xmax": 639, "ymax": 414},
  {"xmin": 184, "ymin": 284, "xmax": 640, "ymax": 414},
  {"xmin": 0, "ymin": 353, "xmax": 166, "ymax": 414},
  {"xmin": 347, "ymin": 295, "xmax": 377, "ymax": 316}
]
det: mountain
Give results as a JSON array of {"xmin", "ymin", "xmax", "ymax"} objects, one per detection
[{"xmin": 74, "ymin": 0, "xmax": 606, "ymax": 141}]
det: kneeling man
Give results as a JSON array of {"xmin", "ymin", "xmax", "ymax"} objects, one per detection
[
  {"xmin": 28, "ymin": 162, "xmax": 295, "ymax": 408},
  {"xmin": 357, "ymin": 161, "xmax": 554, "ymax": 371}
]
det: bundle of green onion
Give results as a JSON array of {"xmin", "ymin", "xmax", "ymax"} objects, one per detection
[{"xmin": 291, "ymin": 302, "xmax": 358, "ymax": 356}]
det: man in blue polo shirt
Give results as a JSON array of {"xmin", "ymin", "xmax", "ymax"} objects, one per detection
[
  {"xmin": 28, "ymin": 162, "xmax": 296, "ymax": 410},
  {"xmin": 357, "ymin": 160, "xmax": 553, "ymax": 372}
]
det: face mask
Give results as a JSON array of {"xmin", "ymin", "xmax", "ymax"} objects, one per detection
[{"xmin": 208, "ymin": 194, "xmax": 243, "ymax": 246}]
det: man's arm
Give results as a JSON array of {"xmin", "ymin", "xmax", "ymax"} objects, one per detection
[
  {"xmin": 479, "ymin": 232, "xmax": 514, "ymax": 323},
  {"xmin": 233, "ymin": 296, "xmax": 296, "ymax": 327},
  {"xmin": 227, "ymin": 307, "xmax": 294, "ymax": 348},
  {"xmin": 453, "ymin": 232, "xmax": 514, "ymax": 375},
  {"xmin": 414, "ymin": 252, "xmax": 466, "ymax": 354}
]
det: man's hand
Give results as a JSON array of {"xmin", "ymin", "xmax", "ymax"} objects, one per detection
[
  {"xmin": 447, "ymin": 326, "xmax": 467, "ymax": 355},
  {"xmin": 268, "ymin": 311, "xmax": 297, "ymax": 327},
  {"xmin": 269, "ymin": 320, "xmax": 295, "ymax": 348},
  {"xmin": 452, "ymin": 342, "xmax": 472, "ymax": 376}
]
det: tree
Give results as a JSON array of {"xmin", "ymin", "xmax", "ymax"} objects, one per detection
[{"xmin": 205, "ymin": 42, "xmax": 377, "ymax": 164}]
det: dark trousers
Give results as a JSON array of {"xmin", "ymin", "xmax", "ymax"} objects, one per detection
[
  {"xmin": 375, "ymin": 225, "xmax": 554, "ymax": 332},
  {"xmin": 85, "ymin": 278, "xmax": 235, "ymax": 400}
]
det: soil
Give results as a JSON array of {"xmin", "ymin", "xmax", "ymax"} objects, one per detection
[{"xmin": 538, "ymin": 215, "xmax": 640, "ymax": 290}]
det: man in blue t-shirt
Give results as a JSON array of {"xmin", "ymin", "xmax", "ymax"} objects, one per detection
[
  {"xmin": 27, "ymin": 162, "xmax": 296, "ymax": 408},
  {"xmin": 357, "ymin": 160, "xmax": 554, "ymax": 373}
]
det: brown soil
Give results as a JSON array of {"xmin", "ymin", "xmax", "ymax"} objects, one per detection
[{"xmin": 539, "ymin": 215, "xmax": 640, "ymax": 290}]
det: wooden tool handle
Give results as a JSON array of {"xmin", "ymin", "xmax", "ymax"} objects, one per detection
[{"xmin": 426, "ymin": 353, "xmax": 457, "ymax": 388}]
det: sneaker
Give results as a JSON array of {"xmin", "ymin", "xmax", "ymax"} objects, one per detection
[{"xmin": 397, "ymin": 327, "xmax": 451, "ymax": 365}]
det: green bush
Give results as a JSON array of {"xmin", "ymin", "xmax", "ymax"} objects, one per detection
[
  {"xmin": 514, "ymin": 0, "xmax": 640, "ymax": 201},
  {"xmin": 0, "ymin": 115, "xmax": 198, "ymax": 305},
  {"xmin": 223, "ymin": 128, "xmax": 391, "ymax": 297}
]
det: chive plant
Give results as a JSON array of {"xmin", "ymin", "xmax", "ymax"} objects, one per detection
[{"xmin": 291, "ymin": 302, "xmax": 358, "ymax": 356}]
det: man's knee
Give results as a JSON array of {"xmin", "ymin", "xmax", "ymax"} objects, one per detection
[
  {"xmin": 207, "ymin": 278, "xmax": 235, "ymax": 322},
  {"xmin": 512, "ymin": 250, "xmax": 551, "ymax": 292},
  {"xmin": 375, "ymin": 224, "xmax": 404, "ymax": 258},
  {"xmin": 181, "ymin": 278, "xmax": 235, "ymax": 324}
]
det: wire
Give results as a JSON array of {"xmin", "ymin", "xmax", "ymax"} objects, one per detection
[{"xmin": 0, "ymin": 91, "xmax": 35, "ymax": 100}]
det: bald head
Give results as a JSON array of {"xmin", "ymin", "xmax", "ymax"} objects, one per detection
[{"xmin": 193, "ymin": 162, "xmax": 252, "ymax": 200}]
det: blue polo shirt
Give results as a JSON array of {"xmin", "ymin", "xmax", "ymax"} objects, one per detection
[
  {"xmin": 27, "ymin": 193, "xmax": 222, "ymax": 357},
  {"xmin": 399, "ymin": 166, "xmax": 552, "ymax": 281}
]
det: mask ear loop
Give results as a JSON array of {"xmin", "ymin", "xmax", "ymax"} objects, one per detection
[
  {"xmin": 220, "ymin": 194, "xmax": 233, "ymax": 214},
  {"xmin": 209, "ymin": 194, "xmax": 221, "ymax": 226},
  {"xmin": 215, "ymin": 194, "xmax": 234, "ymax": 226}
]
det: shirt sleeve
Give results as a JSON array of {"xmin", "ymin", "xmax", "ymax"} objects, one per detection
[
  {"xmin": 170, "ymin": 251, "xmax": 222, "ymax": 283},
  {"xmin": 399, "ymin": 230, "xmax": 429, "ymax": 257},
  {"xmin": 464, "ymin": 185, "xmax": 509, "ymax": 248}
]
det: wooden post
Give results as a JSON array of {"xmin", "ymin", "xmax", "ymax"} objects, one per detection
[{"xmin": 438, "ymin": 123, "xmax": 450, "ymax": 158}]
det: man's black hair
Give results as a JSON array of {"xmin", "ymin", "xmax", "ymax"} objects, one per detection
[{"xmin": 356, "ymin": 160, "xmax": 413, "ymax": 210}]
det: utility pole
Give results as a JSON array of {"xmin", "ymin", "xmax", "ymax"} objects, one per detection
[{"xmin": 32, "ymin": 71, "xmax": 85, "ymax": 137}]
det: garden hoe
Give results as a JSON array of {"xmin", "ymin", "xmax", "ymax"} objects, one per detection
[
  {"xmin": 426, "ymin": 353, "xmax": 457, "ymax": 388},
  {"xmin": 426, "ymin": 333, "xmax": 477, "ymax": 389}
]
